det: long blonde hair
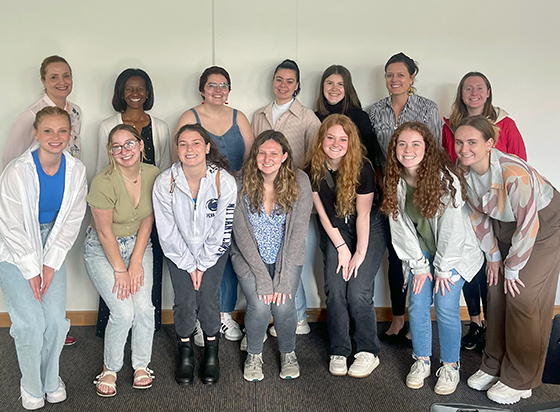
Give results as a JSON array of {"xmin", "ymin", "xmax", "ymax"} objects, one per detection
[
  {"xmin": 241, "ymin": 130, "xmax": 299, "ymax": 214},
  {"xmin": 306, "ymin": 114, "xmax": 366, "ymax": 217}
]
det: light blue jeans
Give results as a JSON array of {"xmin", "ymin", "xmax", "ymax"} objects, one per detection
[
  {"xmin": 83, "ymin": 227, "xmax": 154, "ymax": 372},
  {"xmin": 0, "ymin": 222, "xmax": 69, "ymax": 398},
  {"xmin": 408, "ymin": 251, "xmax": 465, "ymax": 364}
]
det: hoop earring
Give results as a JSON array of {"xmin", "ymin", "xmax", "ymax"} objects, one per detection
[{"xmin": 407, "ymin": 86, "xmax": 416, "ymax": 96}]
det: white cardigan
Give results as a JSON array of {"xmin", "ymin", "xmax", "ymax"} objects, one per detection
[
  {"xmin": 96, "ymin": 113, "xmax": 172, "ymax": 173},
  {"xmin": 389, "ymin": 173, "xmax": 483, "ymax": 284},
  {"xmin": 0, "ymin": 146, "xmax": 87, "ymax": 279}
]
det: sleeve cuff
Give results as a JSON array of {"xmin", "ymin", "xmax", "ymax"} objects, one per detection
[
  {"xmin": 485, "ymin": 251, "xmax": 502, "ymax": 262},
  {"xmin": 504, "ymin": 268, "xmax": 519, "ymax": 280}
]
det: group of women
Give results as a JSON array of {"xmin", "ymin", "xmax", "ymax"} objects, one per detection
[{"xmin": 0, "ymin": 52, "xmax": 557, "ymax": 410}]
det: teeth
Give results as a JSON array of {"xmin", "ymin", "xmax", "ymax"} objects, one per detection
[{"xmin": 130, "ymin": 98, "xmax": 141, "ymax": 102}]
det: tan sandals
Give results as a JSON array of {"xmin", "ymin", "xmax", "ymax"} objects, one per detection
[
  {"xmin": 133, "ymin": 367, "xmax": 155, "ymax": 390},
  {"xmin": 94, "ymin": 370, "xmax": 117, "ymax": 397}
]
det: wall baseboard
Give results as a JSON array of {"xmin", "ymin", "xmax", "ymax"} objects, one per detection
[{"xmin": 2, "ymin": 306, "xmax": 560, "ymax": 328}]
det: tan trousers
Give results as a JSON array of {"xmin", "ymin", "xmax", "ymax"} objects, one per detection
[{"xmin": 481, "ymin": 192, "xmax": 560, "ymax": 390}]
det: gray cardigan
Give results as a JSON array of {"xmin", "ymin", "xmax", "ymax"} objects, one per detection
[{"xmin": 230, "ymin": 169, "xmax": 313, "ymax": 296}]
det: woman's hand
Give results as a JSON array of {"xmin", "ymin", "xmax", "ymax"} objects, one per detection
[
  {"xmin": 127, "ymin": 259, "xmax": 145, "ymax": 294},
  {"xmin": 271, "ymin": 292, "xmax": 292, "ymax": 306},
  {"xmin": 189, "ymin": 269, "xmax": 204, "ymax": 291},
  {"xmin": 259, "ymin": 294, "xmax": 274, "ymax": 305},
  {"xmin": 412, "ymin": 272, "xmax": 433, "ymax": 295},
  {"xmin": 113, "ymin": 271, "xmax": 131, "ymax": 300},
  {"xmin": 434, "ymin": 276, "xmax": 456, "ymax": 296},
  {"xmin": 29, "ymin": 275, "xmax": 42, "ymax": 302},
  {"xmin": 504, "ymin": 278, "xmax": 526, "ymax": 297},
  {"xmin": 347, "ymin": 251, "xmax": 366, "ymax": 281},
  {"xmin": 41, "ymin": 265, "xmax": 55, "ymax": 296},
  {"xmin": 486, "ymin": 260, "xmax": 503, "ymax": 286},
  {"xmin": 336, "ymin": 244, "xmax": 352, "ymax": 281}
]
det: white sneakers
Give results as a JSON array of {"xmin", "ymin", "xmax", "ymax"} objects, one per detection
[
  {"xmin": 329, "ymin": 353, "xmax": 379, "ymax": 378},
  {"xmin": 467, "ymin": 369, "xmax": 499, "ymax": 391},
  {"xmin": 243, "ymin": 353, "xmax": 264, "ymax": 382},
  {"xmin": 220, "ymin": 313, "xmax": 243, "ymax": 341},
  {"xmin": 406, "ymin": 359, "xmax": 431, "ymax": 389},
  {"xmin": 468, "ymin": 369, "xmax": 532, "ymax": 404},
  {"xmin": 46, "ymin": 380, "xmax": 67, "ymax": 403},
  {"xmin": 279, "ymin": 351, "xmax": 300, "ymax": 380},
  {"xmin": 194, "ymin": 319, "xmax": 204, "ymax": 347},
  {"xmin": 269, "ymin": 318, "xmax": 311, "ymax": 337},
  {"xmin": 434, "ymin": 365, "xmax": 460, "ymax": 395},
  {"xmin": 21, "ymin": 379, "xmax": 67, "ymax": 410}
]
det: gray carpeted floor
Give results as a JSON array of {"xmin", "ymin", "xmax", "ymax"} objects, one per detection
[{"xmin": 1, "ymin": 322, "xmax": 559, "ymax": 412}]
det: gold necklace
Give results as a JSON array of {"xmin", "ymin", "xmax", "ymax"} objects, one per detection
[{"xmin": 122, "ymin": 167, "xmax": 141, "ymax": 184}]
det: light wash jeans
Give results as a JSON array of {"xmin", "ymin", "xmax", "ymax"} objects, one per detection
[
  {"xmin": 0, "ymin": 221, "xmax": 69, "ymax": 398},
  {"xmin": 408, "ymin": 251, "xmax": 465, "ymax": 364},
  {"xmin": 83, "ymin": 227, "xmax": 154, "ymax": 372}
]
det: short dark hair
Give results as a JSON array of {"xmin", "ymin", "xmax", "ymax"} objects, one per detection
[
  {"xmin": 273, "ymin": 59, "xmax": 301, "ymax": 97},
  {"xmin": 384, "ymin": 52, "xmax": 419, "ymax": 77},
  {"xmin": 174, "ymin": 123, "xmax": 231, "ymax": 172},
  {"xmin": 112, "ymin": 68, "xmax": 155, "ymax": 112},
  {"xmin": 198, "ymin": 66, "xmax": 231, "ymax": 99}
]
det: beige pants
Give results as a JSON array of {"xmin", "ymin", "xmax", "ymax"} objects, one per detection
[{"xmin": 481, "ymin": 191, "xmax": 560, "ymax": 390}]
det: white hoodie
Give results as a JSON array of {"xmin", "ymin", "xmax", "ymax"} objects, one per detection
[
  {"xmin": 0, "ymin": 146, "xmax": 87, "ymax": 279},
  {"xmin": 152, "ymin": 162, "xmax": 236, "ymax": 273}
]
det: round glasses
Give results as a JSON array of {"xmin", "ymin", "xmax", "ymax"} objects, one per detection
[{"xmin": 111, "ymin": 139, "xmax": 137, "ymax": 155}]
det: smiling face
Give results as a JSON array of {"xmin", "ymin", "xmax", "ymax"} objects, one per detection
[
  {"xmin": 177, "ymin": 130, "xmax": 210, "ymax": 169},
  {"xmin": 395, "ymin": 129, "xmax": 425, "ymax": 174},
  {"xmin": 110, "ymin": 129, "xmax": 143, "ymax": 169},
  {"xmin": 323, "ymin": 74, "xmax": 345, "ymax": 105},
  {"xmin": 461, "ymin": 76, "xmax": 490, "ymax": 116},
  {"xmin": 256, "ymin": 139, "xmax": 288, "ymax": 178},
  {"xmin": 273, "ymin": 68, "xmax": 299, "ymax": 105},
  {"xmin": 123, "ymin": 76, "xmax": 148, "ymax": 110},
  {"xmin": 41, "ymin": 62, "xmax": 73, "ymax": 102},
  {"xmin": 454, "ymin": 125, "xmax": 493, "ymax": 174},
  {"xmin": 201, "ymin": 73, "xmax": 230, "ymax": 105},
  {"xmin": 385, "ymin": 62, "xmax": 415, "ymax": 97},
  {"xmin": 33, "ymin": 114, "xmax": 71, "ymax": 157},
  {"xmin": 322, "ymin": 124, "xmax": 349, "ymax": 168}
]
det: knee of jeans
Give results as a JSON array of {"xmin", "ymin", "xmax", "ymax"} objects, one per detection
[
  {"xmin": 109, "ymin": 306, "xmax": 134, "ymax": 329},
  {"xmin": 347, "ymin": 289, "xmax": 373, "ymax": 308},
  {"xmin": 134, "ymin": 303, "xmax": 155, "ymax": 324},
  {"xmin": 10, "ymin": 316, "xmax": 46, "ymax": 345}
]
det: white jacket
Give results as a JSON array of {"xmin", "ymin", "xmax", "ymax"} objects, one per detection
[
  {"xmin": 389, "ymin": 173, "xmax": 483, "ymax": 284},
  {"xmin": 96, "ymin": 113, "xmax": 172, "ymax": 173},
  {"xmin": 0, "ymin": 146, "xmax": 87, "ymax": 279},
  {"xmin": 153, "ymin": 161, "xmax": 237, "ymax": 273}
]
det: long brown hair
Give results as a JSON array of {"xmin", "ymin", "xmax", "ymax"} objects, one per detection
[
  {"xmin": 381, "ymin": 122, "xmax": 466, "ymax": 220},
  {"xmin": 241, "ymin": 130, "xmax": 299, "ymax": 215},
  {"xmin": 306, "ymin": 114, "xmax": 366, "ymax": 217},
  {"xmin": 315, "ymin": 65, "xmax": 362, "ymax": 116},
  {"xmin": 174, "ymin": 123, "xmax": 231, "ymax": 172},
  {"xmin": 449, "ymin": 72, "xmax": 497, "ymax": 130}
]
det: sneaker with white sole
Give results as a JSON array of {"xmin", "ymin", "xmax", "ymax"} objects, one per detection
[
  {"xmin": 280, "ymin": 351, "xmax": 300, "ymax": 379},
  {"xmin": 269, "ymin": 318, "xmax": 311, "ymax": 337},
  {"xmin": 467, "ymin": 369, "xmax": 499, "ymax": 391},
  {"xmin": 348, "ymin": 352, "xmax": 379, "ymax": 378},
  {"xmin": 220, "ymin": 313, "xmax": 243, "ymax": 341},
  {"xmin": 244, "ymin": 353, "xmax": 264, "ymax": 382},
  {"xmin": 194, "ymin": 319, "xmax": 204, "ymax": 347},
  {"xmin": 406, "ymin": 359, "xmax": 431, "ymax": 389},
  {"xmin": 329, "ymin": 355, "xmax": 348, "ymax": 376},
  {"xmin": 487, "ymin": 381, "xmax": 532, "ymax": 404},
  {"xmin": 240, "ymin": 331, "xmax": 267, "ymax": 352},
  {"xmin": 46, "ymin": 379, "xmax": 67, "ymax": 403},
  {"xmin": 434, "ymin": 365, "xmax": 460, "ymax": 395},
  {"xmin": 20, "ymin": 386, "xmax": 44, "ymax": 411}
]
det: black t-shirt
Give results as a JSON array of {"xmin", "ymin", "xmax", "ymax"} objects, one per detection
[{"xmin": 307, "ymin": 160, "xmax": 377, "ymax": 229}]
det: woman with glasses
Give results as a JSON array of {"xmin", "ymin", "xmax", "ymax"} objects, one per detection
[
  {"xmin": 84, "ymin": 124, "xmax": 159, "ymax": 397},
  {"xmin": 173, "ymin": 66, "xmax": 253, "ymax": 344}
]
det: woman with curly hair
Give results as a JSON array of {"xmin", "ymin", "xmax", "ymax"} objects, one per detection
[
  {"xmin": 381, "ymin": 122, "xmax": 483, "ymax": 395},
  {"xmin": 306, "ymin": 114, "xmax": 387, "ymax": 378},
  {"xmin": 230, "ymin": 130, "xmax": 313, "ymax": 381}
]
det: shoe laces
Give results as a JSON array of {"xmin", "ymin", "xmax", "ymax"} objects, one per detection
[
  {"xmin": 246, "ymin": 353, "xmax": 263, "ymax": 367},
  {"xmin": 195, "ymin": 320, "xmax": 203, "ymax": 335},
  {"xmin": 410, "ymin": 359, "xmax": 429, "ymax": 375},
  {"xmin": 283, "ymin": 351, "xmax": 298, "ymax": 365},
  {"xmin": 436, "ymin": 365, "xmax": 458, "ymax": 382},
  {"xmin": 331, "ymin": 355, "xmax": 346, "ymax": 362},
  {"xmin": 354, "ymin": 352, "xmax": 374, "ymax": 365}
]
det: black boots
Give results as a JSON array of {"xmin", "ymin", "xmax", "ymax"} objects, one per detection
[
  {"xmin": 200, "ymin": 334, "xmax": 220, "ymax": 385},
  {"xmin": 176, "ymin": 335, "xmax": 195, "ymax": 385}
]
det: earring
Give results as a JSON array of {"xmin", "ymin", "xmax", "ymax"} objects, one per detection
[{"xmin": 407, "ymin": 86, "xmax": 415, "ymax": 96}]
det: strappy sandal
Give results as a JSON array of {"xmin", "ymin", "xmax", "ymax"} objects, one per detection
[
  {"xmin": 94, "ymin": 370, "xmax": 117, "ymax": 397},
  {"xmin": 133, "ymin": 367, "xmax": 155, "ymax": 389}
]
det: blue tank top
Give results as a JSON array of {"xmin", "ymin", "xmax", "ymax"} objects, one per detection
[
  {"xmin": 32, "ymin": 150, "xmax": 66, "ymax": 224},
  {"xmin": 191, "ymin": 108, "xmax": 245, "ymax": 172}
]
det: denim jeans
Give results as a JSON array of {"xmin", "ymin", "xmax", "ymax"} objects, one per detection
[
  {"xmin": 167, "ymin": 252, "xmax": 228, "ymax": 338},
  {"xmin": 83, "ymin": 227, "xmax": 154, "ymax": 372},
  {"xmin": 408, "ymin": 251, "xmax": 465, "ymax": 364},
  {"xmin": 294, "ymin": 280, "xmax": 308, "ymax": 322},
  {"xmin": 0, "ymin": 222, "xmax": 69, "ymax": 398},
  {"xmin": 218, "ymin": 255, "xmax": 238, "ymax": 313},
  {"xmin": 319, "ymin": 206, "xmax": 388, "ymax": 357},
  {"xmin": 238, "ymin": 265, "xmax": 302, "ymax": 354}
]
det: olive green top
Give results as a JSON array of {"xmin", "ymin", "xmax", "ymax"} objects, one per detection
[{"xmin": 405, "ymin": 182, "xmax": 436, "ymax": 256}]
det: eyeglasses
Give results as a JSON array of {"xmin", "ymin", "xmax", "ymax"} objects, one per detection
[
  {"xmin": 205, "ymin": 82, "xmax": 229, "ymax": 91},
  {"xmin": 111, "ymin": 139, "xmax": 137, "ymax": 155}
]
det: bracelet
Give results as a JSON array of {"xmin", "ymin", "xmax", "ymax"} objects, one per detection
[
  {"xmin": 114, "ymin": 269, "xmax": 127, "ymax": 273},
  {"xmin": 335, "ymin": 242, "xmax": 346, "ymax": 249}
]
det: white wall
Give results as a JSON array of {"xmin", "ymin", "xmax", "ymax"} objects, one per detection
[{"xmin": 1, "ymin": 0, "xmax": 560, "ymax": 313}]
